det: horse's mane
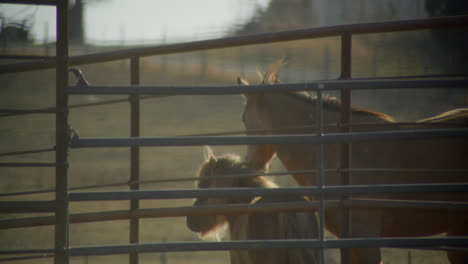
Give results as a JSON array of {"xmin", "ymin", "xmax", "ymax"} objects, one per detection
[
  {"xmin": 262, "ymin": 70, "xmax": 394, "ymax": 122},
  {"xmin": 195, "ymin": 153, "xmax": 277, "ymax": 240},
  {"xmin": 197, "ymin": 154, "xmax": 277, "ymax": 189}
]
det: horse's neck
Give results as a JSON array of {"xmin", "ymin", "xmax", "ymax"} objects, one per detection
[
  {"xmin": 228, "ymin": 217, "xmax": 253, "ymax": 264},
  {"xmin": 264, "ymin": 92, "xmax": 393, "ymax": 129},
  {"xmin": 228, "ymin": 214, "xmax": 250, "ymax": 240}
]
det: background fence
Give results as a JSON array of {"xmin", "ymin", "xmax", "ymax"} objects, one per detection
[{"xmin": 1, "ymin": 1, "xmax": 468, "ymax": 264}]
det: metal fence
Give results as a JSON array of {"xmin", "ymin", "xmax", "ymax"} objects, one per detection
[{"xmin": 1, "ymin": 1, "xmax": 468, "ymax": 264}]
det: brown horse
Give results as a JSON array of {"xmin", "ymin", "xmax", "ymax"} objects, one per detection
[
  {"xmin": 186, "ymin": 147, "xmax": 320, "ymax": 264},
  {"xmin": 238, "ymin": 70, "xmax": 468, "ymax": 264}
]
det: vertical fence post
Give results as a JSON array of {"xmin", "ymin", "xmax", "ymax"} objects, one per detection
[
  {"xmin": 323, "ymin": 45, "xmax": 329, "ymax": 80},
  {"xmin": 340, "ymin": 31, "xmax": 352, "ymax": 264},
  {"xmin": 55, "ymin": 0, "xmax": 69, "ymax": 264},
  {"xmin": 129, "ymin": 56, "xmax": 141, "ymax": 264},
  {"xmin": 316, "ymin": 84, "xmax": 325, "ymax": 264}
]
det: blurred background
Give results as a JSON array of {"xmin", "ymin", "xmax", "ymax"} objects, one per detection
[{"xmin": 1, "ymin": 0, "xmax": 467, "ymax": 263}]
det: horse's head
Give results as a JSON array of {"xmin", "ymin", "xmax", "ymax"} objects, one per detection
[
  {"xmin": 186, "ymin": 147, "xmax": 247, "ymax": 238},
  {"xmin": 238, "ymin": 73, "xmax": 278, "ymax": 173}
]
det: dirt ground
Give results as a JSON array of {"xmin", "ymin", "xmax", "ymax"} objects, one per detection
[{"xmin": 1, "ymin": 39, "xmax": 465, "ymax": 263}]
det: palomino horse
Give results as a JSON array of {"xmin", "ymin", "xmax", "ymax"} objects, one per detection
[
  {"xmin": 238, "ymin": 70, "xmax": 468, "ymax": 264},
  {"xmin": 186, "ymin": 147, "xmax": 320, "ymax": 264}
]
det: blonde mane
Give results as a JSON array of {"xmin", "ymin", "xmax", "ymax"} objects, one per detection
[{"xmin": 197, "ymin": 152, "xmax": 277, "ymax": 189}]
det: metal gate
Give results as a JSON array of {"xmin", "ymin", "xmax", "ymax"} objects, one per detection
[{"xmin": 1, "ymin": 1, "xmax": 468, "ymax": 264}]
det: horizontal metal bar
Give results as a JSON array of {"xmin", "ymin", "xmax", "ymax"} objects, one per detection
[
  {"xmin": 1, "ymin": 16, "xmax": 468, "ymax": 74},
  {"xmin": 3, "ymin": 166, "xmax": 466, "ymax": 198},
  {"xmin": 0, "ymin": 254, "xmax": 54, "ymax": 263},
  {"xmin": 0, "ymin": 201, "xmax": 56, "ymax": 213},
  {"xmin": 0, "ymin": 162, "xmax": 56, "ymax": 167},
  {"xmin": 343, "ymin": 198, "xmax": 468, "ymax": 210},
  {"xmin": 0, "ymin": 148, "xmax": 55, "ymax": 157},
  {"xmin": 0, "ymin": 249, "xmax": 55, "ymax": 255},
  {"xmin": 68, "ymin": 79, "xmax": 468, "ymax": 95},
  {"xmin": 0, "ymin": 180, "xmax": 132, "ymax": 197},
  {"xmin": 185, "ymin": 121, "xmax": 468, "ymax": 137},
  {"xmin": 69, "ymin": 237, "xmax": 468, "ymax": 256},
  {"xmin": 71, "ymin": 128, "xmax": 468, "ymax": 148},
  {"xmin": 69, "ymin": 188, "xmax": 303, "ymax": 201},
  {"xmin": 0, "ymin": 55, "xmax": 55, "ymax": 60},
  {"xmin": 325, "ymin": 183, "xmax": 468, "ymax": 196},
  {"xmin": 2, "ymin": 198, "xmax": 467, "ymax": 229},
  {"xmin": 68, "ymin": 95, "xmax": 170, "ymax": 109},
  {"xmin": 0, "ymin": 215, "xmax": 56, "ymax": 229},
  {"xmin": 69, "ymin": 183, "xmax": 468, "ymax": 201},
  {"xmin": 0, "ymin": 0, "xmax": 56, "ymax": 5},
  {"xmin": 0, "ymin": 202, "xmax": 319, "ymax": 229},
  {"xmin": 0, "ymin": 107, "xmax": 60, "ymax": 117}
]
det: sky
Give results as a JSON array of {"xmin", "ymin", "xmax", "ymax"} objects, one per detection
[{"xmin": 0, "ymin": 0, "xmax": 270, "ymax": 45}]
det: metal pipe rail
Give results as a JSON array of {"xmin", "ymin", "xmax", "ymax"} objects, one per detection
[
  {"xmin": 0, "ymin": 254, "xmax": 54, "ymax": 263},
  {"xmin": 1, "ymin": 15, "xmax": 468, "ymax": 74},
  {"xmin": 68, "ymin": 78, "xmax": 468, "ymax": 95},
  {"xmin": 70, "ymin": 128, "xmax": 468, "ymax": 148},
  {"xmin": 0, "ymin": 249, "xmax": 54, "ymax": 255},
  {"xmin": 0, "ymin": 162, "xmax": 56, "ymax": 167},
  {"xmin": 0, "ymin": 0, "xmax": 56, "ymax": 5},
  {"xmin": 68, "ymin": 237, "xmax": 468, "ymax": 256},
  {"xmin": 69, "ymin": 183, "xmax": 468, "ymax": 201},
  {"xmin": 2, "ymin": 167, "xmax": 466, "ymax": 198},
  {"xmin": 3, "ymin": 237, "xmax": 467, "ymax": 257},
  {"xmin": 0, "ymin": 201, "xmax": 56, "ymax": 213},
  {"xmin": 2, "ymin": 199, "xmax": 467, "ymax": 230},
  {"xmin": 0, "ymin": 148, "xmax": 55, "ymax": 157}
]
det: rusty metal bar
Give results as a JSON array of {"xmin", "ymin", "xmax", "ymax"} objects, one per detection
[
  {"xmin": 339, "ymin": 31, "xmax": 352, "ymax": 264},
  {"xmin": 54, "ymin": 0, "xmax": 69, "ymax": 263},
  {"xmin": 1, "ymin": 16, "xmax": 468, "ymax": 74},
  {"xmin": 129, "ymin": 56, "xmax": 140, "ymax": 264}
]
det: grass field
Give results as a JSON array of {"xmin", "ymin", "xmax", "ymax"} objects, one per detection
[{"xmin": 1, "ymin": 37, "xmax": 465, "ymax": 263}]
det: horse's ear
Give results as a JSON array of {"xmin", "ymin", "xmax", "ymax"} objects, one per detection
[
  {"xmin": 237, "ymin": 76, "xmax": 249, "ymax": 86},
  {"xmin": 209, "ymin": 156, "xmax": 217, "ymax": 168},
  {"xmin": 204, "ymin": 146, "xmax": 217, "ymax": 166},
  {"xmin": 238, "ymin": 76, "xmax": 250, "ymax": 103}
]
